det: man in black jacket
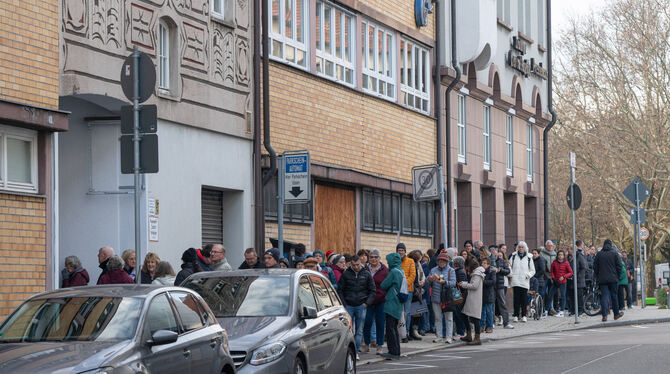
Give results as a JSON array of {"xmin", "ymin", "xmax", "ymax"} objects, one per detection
[
  {"xmin": 238, "ymin": 247, "xmax": 265, "ymax": 269},
  {"xmin": 337, "ymin": 255, "xmax": 375, "ymax": 355},
  {"xmin": 494, "ymin": 251, "xmax": 514, "ymax": 329},
  {"xmin": 568, "ymin": 241, "xmax": 588, "ymax": 315},
  {"xmin": 594, "ymin": 239, "xmax": 623, "ymax": 321}
]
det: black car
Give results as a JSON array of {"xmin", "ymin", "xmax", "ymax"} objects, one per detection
[{"xmin": 182, "ymin": 269, "xmax": 356, "ymax": 374}]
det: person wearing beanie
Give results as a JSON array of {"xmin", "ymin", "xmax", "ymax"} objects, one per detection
[
  {"xmin": 313, "ymin": 250, "xmax": 326, "ymax": 267},
  {"xmin": 174, "ymin": 248, "xmax": 202, "ymax": 286},
  {"xmin": 428, "ymin": 252, "xmax": 457, "ymax": 344},
  {"xmin": 264, "ymin": 248, "xmax": 281, "ymax": 268},
  {"xmin": 279, "ymin": 257, "xmax": 290, "ymax": 268},
  {"xmin": 325, "ymin": 250, "xmax": 334, "ymax": 261},
  {"xmin": 293, "ymin": 256, "xmax": 305, "ymax": 269},
  {"xmin": 396, "ymin": 243, "xmax": 416, "ymax": 341},
  {"xmin": 594, "ymin": 239, "xmax": 623, "ymax": 321}
]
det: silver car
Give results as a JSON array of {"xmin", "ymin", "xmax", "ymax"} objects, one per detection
[
  {"xmin": 0, "ymin": 285, "xmax": 236, "ymax": 374},
  {"xmin": 182, "ymin": 269, "xmax": 356, "ymax": 374}
]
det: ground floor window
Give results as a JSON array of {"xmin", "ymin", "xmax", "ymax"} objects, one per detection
[
  {"xmin": 362, "ymin": 188, "xmax": 434, "ymax": 237},
  {"xmin": 0, "ymin": 125, "xmax": 38, "ymax": 193}
]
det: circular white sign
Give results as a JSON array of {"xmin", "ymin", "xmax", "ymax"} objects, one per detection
[{"xmin": 640, "ymin": 227, "xmax": 649, "ymax": 240}]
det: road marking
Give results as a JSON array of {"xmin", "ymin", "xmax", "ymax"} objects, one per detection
[
  {"xmin": 422, "ymin": 354, "xmax": 472, "ymax": 359},
  {"xmin": 560, "ymin": 344, "xmax": 642, "ymax": 374},
  {"xmin": 630, "ymin": 325, "xmax": 648, "ymax": 329}
]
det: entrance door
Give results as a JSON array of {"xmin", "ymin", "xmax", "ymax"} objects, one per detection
[{"xmin": 314, "ymin": 184, "xmax": 355, "ymax": 254}]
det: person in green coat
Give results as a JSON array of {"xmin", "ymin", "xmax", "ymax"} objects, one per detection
[
  {"xmin": 381, "ymin": 252, "xmax": 404, "ymax": 359},
  {"xmin": 617, "ymin": 258, "xmax": 629, "ymax": 311}
]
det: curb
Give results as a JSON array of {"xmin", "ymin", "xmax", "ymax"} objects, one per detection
[{"xmin": 358, "ymin": 316, "xmax": 670, "ymax": 366}]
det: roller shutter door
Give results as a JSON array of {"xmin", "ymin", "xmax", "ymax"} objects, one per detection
[{"xmin": 201, "ymin": 188, "xmax": 223, "ymax": 246}]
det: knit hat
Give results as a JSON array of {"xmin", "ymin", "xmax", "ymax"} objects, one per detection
[
  {"xmin": 325, "ymin": 250, "xmax": 334, "ymax": 259},
  {"xmin": 293, "ymin": 256, "xmax": 305, "ymax": 265},
  {"xmin": 265, "ymin": 248, "xmax": 280, "ymax": 263},
  {"xmin": 331, "ymin": 254, "xmax": 343, "ymax": 267},
  {"xmin": 396, "ymin": 243, "xmax": 406, "ymax": 250},
  {"xmin": 181, "ymin": 248, "xmax": 197, "ymax": 263},
  {"xmin": 279, "ymin": 258, "xmax": 290, "ymax": 267},
  {"xmin": 437, "ymin": 253, "xmax": 450, "ymax": 262}
]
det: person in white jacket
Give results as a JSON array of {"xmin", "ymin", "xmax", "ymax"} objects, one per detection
[{"xmin": 508, "ymin": 241, "xmax": 535, "ymax": 322}]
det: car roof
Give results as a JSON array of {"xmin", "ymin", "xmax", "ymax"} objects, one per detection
[
  {"xmin": 26, "ymin": 285, "xmax": 194, "ymax": 301},
  {"xmin": 185, "ymin": 268, "xmax": 324, "ymax": 281}
]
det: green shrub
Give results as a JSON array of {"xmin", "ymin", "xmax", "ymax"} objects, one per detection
[{"xmin": 656, "ymin": 287, "xmax": 669, "ymax": 307}]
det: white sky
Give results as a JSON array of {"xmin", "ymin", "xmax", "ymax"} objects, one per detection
[{"xmin": 552, "ymin": 0, "xmax": 605, "ymax": 33}]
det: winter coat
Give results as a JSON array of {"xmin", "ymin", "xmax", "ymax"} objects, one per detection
[
  {"xmin": 366, "ymin": 263, "xmax": 389, "ymax": 305},
  {"xmin": 332, "ymin": 265, "xmax": 344, "ymax": 283},
  {"xmin": 494, "ymin": 257, "xmax": 510, "ymax": 290},
  {"xmin": 429, "ymin": 265, "xmax": 457, "ymax": 304},
  {"xmin": 123, "ymin": 266, "xmax": 136, "ymax": 280},
  {"xmin": 211, "ymin": 259, "xmax": 233, "ymax": 271},
  {"xmin": 539, "ymin": 248, "xmax": 556, "ymax": 279},
  {"xmin": 585, "ymin": 254, "xmax": 595, "ymax": 281},
  {"xmin": 400, "ymin": 256, "xmax": 417, "ymax": 292},
  {"xmin": 62, "ymin": 268, "xmax": 90, "ymax": 288},
  {"xmin": 533, "ymin": 256, "xmax": 547, "ymax": 281},
  {"xmin": 96, "ymin": 258, "xmax": 110, "ymax": 285},
  {"xmin": 152, "ymin": 276, "xmax": 176, "ymax": 286},
  {"xmin": 618, "ymin": 260, "xmax": 628, "ymax": 286},
  {"xmin": 97, "ymin": 269, "xmax": 134, "ymax": 285},
  {"xmin": 175, "ymin": 262, "xmax": 200, "ymax": 286},
  {"xmin": 196, "ymin": 249, "xmax": 212, "ymax": 271},
  {"xmin": 482, "ymin": 267, "xmax": 497, "ymax": 304},
  {"xmin": 381, "ymin": 253, "xmax": 404, "ymax": 320},
  {"xmin": 508, "ymin": 251, "xmax": 535, "ymax": 289},
  {"xmin": 322, "ymin": 266, "xmax": 338, "ymax": 289},
  {"xmin": 239, "ymin": 259, "xmax": 265, "ymax": 269},
  {"xmin": 624, "ymin": 258, "xmax": 634, "ymax": 279},
  {"xmin": 460, "ymin": 266, "xmax": 485, "ymax": 319},
  {"xmin": 568, "ymin": 250, "xmax": 588, "ymax": 289},
  {"xmin": 550, "ymin": 259, "xmax": 573, "ymax": 285},
  {"xmin": 337, "ymin": 266, "xmax": 376, "ymax": 307},
  {"xmin": 593, "ymin": 243, "xmax": 622, "ymax": 285},
  {"xmin": 455, "ymin": 267, "xmax": 468, "ymax": 298},
  {"xmin": 140, "ymin": 270, "xmax": 153, "ymax": 284}
]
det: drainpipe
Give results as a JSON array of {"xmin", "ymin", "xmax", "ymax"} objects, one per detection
[
  {"xmin": 262, "ymin": 0, "xmax": 277, "ymax": 186},
  {"xmin": 253, "ymin": 0, "xmax": 265, "ymax": 253},
  {"xmin": 434, "ymin": 0, "xmax": 443, "ymax": 249},
  {"xmin": 543, "ymin": 0, "xmax": 557, "ymax": 242},
  {"xmin": 444, "ymin": 0, "xmax": 461, "ymax": 247}
]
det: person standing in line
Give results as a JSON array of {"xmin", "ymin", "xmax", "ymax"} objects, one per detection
[
  {"xmin": 547, "ymin": 250, "xmax": 573, "ymax": 317},
  {"xmin": 331, "ymin": 255, "xmax": 346, "ymax": 283},
  {"xmin": 594, "ymin": 239, "xmax": 624, "ymax": 322},
  {"xmin": 380, "ymin": 252, "xmax": 404, "ymax": 360},
  {"xmin": 357, "ymin": 249, "xmax": 370, "ymax": 267},
  {"xmin": 508, "ymin": 241, "xmax": 535, "ymax": 322},
  {"xmin": 407, "ymin": 250, "xmax": 425, "ymax": 341},
  {"xmin": 337, "ymin": 255, "xmax": 375, "ymax": 358},
  {"xmin": 96, "ymin": 246, "xmax": 115, "ymax": 284},
  {"xmin": 568, "ymin": 241, "xmax": 588, "ymax": 316},
  {"xmin": 209, "ymin": 244, "xmax": 232, "ymax": 271},
  {"xmin": 139, "ymin": 252, "xmax": 160, "ymax": 284},
  {"xmin": 263, "ymin": 248, "xmax": 281, "ymax": 269},
  {"xmin": 540, "ymin": 240, "xmax": 558, "ymax": 310},
  {"xmin": 459, "ymin": 257, "xmax": 485, "ymax": 345},
  {"xmin": 452, "ymin": 256, "xmax": 468, "ymax": 338},
  {"xmin": 494, "ymin": 250, "xmax": 514, "ymax": 329},
  {"xmin": 532, "ymin": 248, "xmax": 547, "ymax": 306},
  {"xmin": 481, "ymin": 257, "xmax": 497, "ymax": 333},
  {"xmin": 97, "ymin": 255, "xmax": 134, "ymax": 285},
  {"xmin": 617, "ymin": 253, "xmax": 629, "ymax": 311},
  {"xmin": 362, "ymin": 249, "xmax": 388, "ymax": 355},
  {"xmin": 239, "ymin": 247, "xmax": 265, "ymax": 269},
  {"xmin": 196, "ymin": 246, "xmax": 213, "ymax": 271},
  {"xmin": 121, "ymin": 249, "xmax": 137, "ymax": 280},
  {"xmin": 428, "ymin": 252, "xmax": 456, "ymax": 344},
  {"xmin": 175, "ymin": 248, "xmax": 203, "ymax": 285},
  {"xmin": 622, "ymin": 250, "xmax": 634, "ymax": 308},
  {"xmin": 61, "ymin": 256, "xmax": 89, "ymax": 287},
  {"xmin": 396, "ymin": 243, "xmax": 416, "ymax": 339},
  {"xmin": 420, "ymin": 250, "xmax": 434, "ymax": 336},
  {"xmin": 152, "ymin": 261, "xmax": 176, "ymax": 286}
]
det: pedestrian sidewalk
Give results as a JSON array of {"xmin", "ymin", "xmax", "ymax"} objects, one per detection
[{"xmin": 358, "ymin": 306, "xmax": 670, "ymax": 366}]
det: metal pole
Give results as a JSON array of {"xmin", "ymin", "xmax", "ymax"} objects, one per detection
[
  {"xmin": 642, "ymin": 241, "xmax": 647, "ymax": 308},
  {"xmin": 438, "ymin": 166, "xmax": 448, "ymax": 251},
  {"xmin": 132, "ymin": 46, "xmax": 142, "ymax": 285},
  {"xmin": 635, "ymin": 181, "xmax": 645, "ymax": 308},
  {"xmin": 633, "ymin": 221, "xmax": 638, "ymax": 306},
  {"xmin": 278, "ymin": 155, "xmax": 284, "ymax": 258},
  {"xmin": 570, "ymin": 159, "xmax": 578, "ymax": 323}
]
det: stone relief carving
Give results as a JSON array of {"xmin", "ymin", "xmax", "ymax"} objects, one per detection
[
  {"xmin": 91, "ymin": 0, "xmax": 122, "ymax": 49},
  {"xmin": 236, "ymin": 35, "xmax": 249, "ymax": 87},
  {"xmin": 182, "ymin": 22, "xmax": 209, "ymax": 70},
  {"xmin": 124, "ymin": 3, "xmax": 155, "ymax": 50},
  {"xmin": 212, "ymin": 28, "xmax": 235, "ymax": 86},
  {"xmin": 236, "ymin": 0, "xmax": 249, "ymax": 29},
  {"xmin": 171, "ymin": 0, "xmax": 209, "ymax": 18},
  {"xmin": 63, "ymin": 0, "xmax": 88, "ymax": 35}
]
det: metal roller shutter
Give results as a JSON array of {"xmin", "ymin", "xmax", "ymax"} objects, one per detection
[{"xmin": 201, "ymin": 188, "xmax": 223, "ymax": 246}]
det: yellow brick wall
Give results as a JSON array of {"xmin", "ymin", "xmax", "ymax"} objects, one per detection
[
  {"xmin": 265, "ymin": 222, "xmax": 313, "ymax": 252},
  {"xmin": 268, "ymin": 62, "xmax": 436, "ymax": 183},
  {"xmin": 358, "ymin": 0, "xmax": 435, "ymax": 40},
  {"xmin": 0, "ymin": 193, "xmax": 47, "ymax": 319},
  {"xmin": 360, "ymin": 231, "xmax": 432, "ymax": 263},
  {"xmin": 0, "ymin": 0, "xmax": 60, "ymax": 109}
]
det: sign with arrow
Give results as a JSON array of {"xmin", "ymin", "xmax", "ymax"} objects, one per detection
[{"xmin": 283, "ymin": 150, "xmax": 311, "ymax": 204}]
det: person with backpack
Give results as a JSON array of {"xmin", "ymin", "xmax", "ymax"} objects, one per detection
[
  {"xmin": 380, "ymin": 252, "xmax": 404, "ymax": 360},
  {"xmin": 508, "ymin": 241, "xmax": 535, "ymax": 322},
  {"xmin": 428, "ymin": 253, "xmax": 457, "ymax": 344}
]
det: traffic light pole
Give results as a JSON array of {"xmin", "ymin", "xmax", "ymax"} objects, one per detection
[
  {"xmin": 133, "ymin": 46, "xmax": 142, "ymax": 285},
  {"xmin": 570, "ymin": 156, "xmax": 578, "ymax": 323}
]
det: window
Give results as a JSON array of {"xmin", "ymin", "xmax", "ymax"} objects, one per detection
[
  {"xmin": 145, "ymin": 294, "xmax": 179, "ymax": 336},
  {"xmin": 506, "ymin": 115, "xmax": 514, "ymax": 176},
  {"xmin": 361, "ymin": 20, "xmax": 396, "ymax": 101},
  {"xmin": 517, "ymin": 0, "xmax": 523, "ymax": 34},
  {"xmin": 158, "ymin": 20, "xmax": 170, "ymax": 90},
  {"xmin": 269, "ymin": 0, "xmax": 308, "ymax": 68},
  {"xmin": 169, "ymin": 292, "xmax": 205, "ymax": 332},
  {"xmin": 483, "ymin": 105, "xmax": 491, "ymax": 170},
  {"xmin": 400, "ymin": 195, "xmax": 435, "ymax": 237},
  {"xmin": 263, "ymin": 176, "xmax": 313, "ymax": 223},
  {"xmin": 497, "ymin": 0, "xmax": 511, "ymax": 24},
  {"xmin": 400, "ymin": 38, "xmax": 430, "ymax": 114},
  {"xmin": 527, "ymin": 122, "xmax": 533, "ymax": 181},
  {"xmin": 537, "ymin": 0, "xmax": 544, "ymax": 45},
  {"xmin": 297, "ymin": 276, "xmax": 317, "ymax": 310},
  {"xmin": 518, "ymin": 0, "xmax": 531, "ymax": 37},
  {"xmin": 315, "ymin": 1, "xmax": 355, "ymax": 85},
  {"xmin": 362, "ymin": 188, "xmax": 399, "ymax": 233},
  {"xmin": 525, "ymin": 0, "xmax": 531, "ymax": 38},
  {"xmin": 0, "ymin": 126, "xmax": 38, "ymax": 193},
  {"xmin": 457, "ymin": 94, "xmax": 466, "ymax": 163},
  {"xmin": 310, "ymin": 275, "xmax": 334, "ymax": 311}
]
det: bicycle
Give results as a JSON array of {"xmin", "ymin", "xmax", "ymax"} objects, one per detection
[{"xmin": 583, "ymin": 281, "xmax": 601, "ymax": 316}]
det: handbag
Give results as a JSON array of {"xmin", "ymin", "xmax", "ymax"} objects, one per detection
[{"xmin": 440, "ymin": 268, "xmax": 464, "ymax": 312}]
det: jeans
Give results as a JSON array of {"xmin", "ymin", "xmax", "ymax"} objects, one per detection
[
  {"xmin": 422, "ymin": 292, "xmax": 432, "ymax": 331},
  {"xmin": 512, "ymin": 287, "xmax": 528, "ymax": 317},
  {"xmin": 453, "ymin": 306, "xmax": 466, "ymax": 336},
  {"xmin": 431, "ymin": 303, "xmax": 453, "ymax": 339},
  {"xmin": 345, "ymin": 305, "xmax": 366, "ymax": 351},
  {"xmin": 481, "ymin": 303, "xmax": 494, "ymax": 329},
  {"xmin": 385, "ymin": 314, "xmax": 400, "ymax": 356},
  {"xmin": 618, "ymin": 285, "xmax": 629, "ymax": 310},
  {"xmin": 495, "ymin": 288, "xmax": 510, "ymax": 325},
  {"xmin": 363, "ymin": 303, "xmax": 385, "ymax": 346},
  {"xmin": 548, "ymin": 282, "xmax": 568, "ymax": 311},
  {"xmin": 600, "ymin": 282, "xmax": 620, "ymax": 317},
  {"xmin": 403, "ymin": 295, "xmax": 413, "ymax": 333}
]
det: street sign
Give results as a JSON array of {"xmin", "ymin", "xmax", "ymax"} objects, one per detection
[
  {"xmin": 566, "ymin": 183, "xmax": 582, "ymax": 211},
  {"xmin": 120, "ymin": 52, "xmax": 156, "ymax": 103},
  {"xmin": 120, "ymin": 134, "xmax": 159, "ymax": 174},
  {"xmin": 283, "ymin": 150, "xmax": 310, "ymax": 204},
  {"xmin": 412, "ymin": 164, "xmax": 440, "ymax": 201},
  {"xmin": 629, "ymin": 208, "xmax": 646, "ymax": 224},
  {"xmin": 623, "ymin": 178, "xmax": 650, "ymax": 204},
  {"xmin": 121, "ymin": 105, "xmax": 157, "ymax": 134},
  {"xmin": 640, "ymin": 227, "xmax": 649, "ymax": 241}
]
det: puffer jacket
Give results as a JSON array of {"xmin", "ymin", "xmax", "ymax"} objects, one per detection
[
  {"xmin": 460, "ymin": 267, "xmax": 485, "ymax": 319},
  {"xmin": 429, "ymin": 264, "xmax": 457, "ymax": 304},
  {"xmin": 381, "ymin": 253, "xmax": 404, "ymax": 320},
  {"xmin": 594, "ymin": 243, "xmax": 622, "ymax": 284},
  {"xmin": 337, "ymin": 266, "xmax": 376, "ymax": 307},
  {"xmin": 482, "ymin": 266, "xmax": 497, "ymax": 304},
  {"xmin": 550, "ymin": 259, "xmax": 573, "ymax": 285},
  {"xmin": 508, "ymin": 251, "xmax": 535, "ymax": 289},
  {"xmin": 455, "ymin": 267, "xmax": 468, "ymax": 298},
  {"xmin": 400, "ymin": 256, "xmax": 417, "ymax": 292},
  {"xmin": 366, "ymin": 263, "xmax": 389, "ymax": 305},
  {"xmin": 618, "ymin": 259, "xmax": 628, "ymax": 286},
  {"xmin": 494, "ymin": 257, "xmax": 510, "ymax": 289}
]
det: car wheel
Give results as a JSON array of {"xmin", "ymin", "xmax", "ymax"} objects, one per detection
[
  {"xmin": 344, "ymin": 347, "xmax": 356, "ymax": 374},
  {"xmin": 293, "ymin": 356, "xmax": 306, "ymax": 374}
]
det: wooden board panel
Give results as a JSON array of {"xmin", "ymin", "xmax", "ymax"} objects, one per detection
[{"xmin": 314, "ymin": 184, "xmax": 356, "ymax": 255}]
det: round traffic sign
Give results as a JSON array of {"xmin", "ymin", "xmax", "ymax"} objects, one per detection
[
  {"xmin": 566, "ymin": 183, "xmax": 582, "ymax": 211},
  {"xmin": 640, "ymin": 227, "xmax": 649, "ymax": 240},
  {"xmin": 120, "ymin": 51, "xmax": 156, "ymax": 103}
]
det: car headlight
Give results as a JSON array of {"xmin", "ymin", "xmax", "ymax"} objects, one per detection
[{"xmin": 249, "ymin": 342, "xmax": 286, "ymax": 366}]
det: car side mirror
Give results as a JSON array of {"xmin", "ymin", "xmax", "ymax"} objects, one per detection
[
  {"xmin": 148, "ymin": 330, "xmax": 178, "ymax": 346},
  {"xmin": 301, "ymin": 306, "xmax": 318, "ymax": 320}
]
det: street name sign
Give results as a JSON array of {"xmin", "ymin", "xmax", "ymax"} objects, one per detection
[
  {"xmin": 283, "ymin": 151, "xmax": 310, "ymax": 204},
  {"xmin": 412, "ymin": 164, "xmax": 440, "ymax": 201}
]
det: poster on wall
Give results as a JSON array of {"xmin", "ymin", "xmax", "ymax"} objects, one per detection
[{"xmin": 149, "ymin": 216, "xmax": 159, "ymax": 242}]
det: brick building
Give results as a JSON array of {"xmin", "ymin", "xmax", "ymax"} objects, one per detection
[{"xmin": 0, "ymin": 0, "xmax": 68, "ymax": 318}]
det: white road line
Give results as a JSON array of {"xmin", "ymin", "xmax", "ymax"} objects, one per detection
[
  {"xmin": 630, "ymin": 325, "xmax": 648, "ymax": 329},
  {"xmin": 560, "ymin": 344, "xmax": 642, "ymax": 374},
  {"xmin": 388, "ymin": 363, "xmax": 439, "ymax": 368},
  {"xmin": 358, "ymin": 366, "xmax": 437, "ymax": 373}
]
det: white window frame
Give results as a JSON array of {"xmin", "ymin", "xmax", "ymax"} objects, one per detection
[
  {"xmin": 400, "ymin": 38, "xmax": 431, "ymax": 114},
  {"xmin": 269, "ymin": 0, "xmax": 309, "ymax": 69},
  {"xmin": 361, "ymin": 19, "xmax": 396, "ymax": 101},
  {"xmin": 158, "ymin": 20, "xmax": 170, "ymax": 90},
  {"xmin": 525, "ymin": 0, "xmax": 531, "ymax": 39},
  {"xmin": 212, "ymin": 0, "xmax": 225, "ymax": 18},
  {"xmin": 527, "ymin": 122, "xmax": 533, "ymax": 182},
  {"xmin": 457, "ymin": 94, "xmax": 466, "ymax": 163},
  {"xmin": 517, "ymin": 0, "xmax": 524, "ymax": 34},
  {"xmin": 315, "ymin": 1, "xmax": 356, "ymax": 87},
  {"xmin": 506, "ymin": 114, "xmax": 513, "ymax": 176},
  {"xmin": 0, "ymin": 125, "xmax": 38, "ymax": 193},
  {"xmin": 497, "ymin": 0, "xmax": 511, "ymax": 24},
  {"xmin": 537, "ymin": 0, "xmax": 544, "ymax": 45},
  {"xmin": 483, "ymin": 105, "xmax": 491, "ymax": 170}
]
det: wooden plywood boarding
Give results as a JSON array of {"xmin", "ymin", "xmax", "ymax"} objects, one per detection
[{"xmin": 314, "ymin": 184, "xmax": 356, "ymax": 255}]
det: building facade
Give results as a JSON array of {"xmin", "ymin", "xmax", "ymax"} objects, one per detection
[
  {"xmin": 0, "ymin": 0, "xmax": 68, "ymax": 318},
  {"xmin": 58, "ymin": 0, "xmax": 254, "ymax": 281}
]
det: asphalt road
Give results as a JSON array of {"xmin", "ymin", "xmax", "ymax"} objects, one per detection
[{"xmin": 358, "ymin": 322, "xmax": 670, "ymax": 374}]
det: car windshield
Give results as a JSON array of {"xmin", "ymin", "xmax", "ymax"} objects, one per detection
[
  {"xmin": 183, "ymin": 276, "xmax": 291, "ymax": 317},
  {"xmin": 0, "ymin": 296, "xmax": 143, "ymax": 343}
]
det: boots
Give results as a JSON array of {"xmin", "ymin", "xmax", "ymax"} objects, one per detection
[
  {"xmin": 461, "ymin": 330, "xmax": 472, "ymax": 342},
  {"xmin": 467, "ymin": 333, "xmax": 481, "ymax": 345},
  {"xmin": 410, "ymin": 326, "xmax": 423, "ymax": 341}
]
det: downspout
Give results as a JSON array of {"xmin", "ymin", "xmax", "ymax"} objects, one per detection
[
  {"xmin": 262, "ymin": 0, "xmax": 277, "ymax": 186},
  {"xmin": 434, "ymin": 0, "xmax": 443, "ymax": 249},
  {"xmin": 543, "ymin": 0, "xmax": 557, "ymax": 242},
  {"xmin": 253, "ymin": 0, "xmax": 265, "ymax": 253},
  {"xmin": 444, "ymin": 0, "xmax": 461, "ymax": 247}
]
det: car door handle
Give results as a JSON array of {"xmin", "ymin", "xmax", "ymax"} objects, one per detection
[
  {"xmin": 321, "ymin": 319, "xmax": 328, "ymax": 327},
  {"xmin": 183, "ymin": 349, "xmax": 191, "ymax": 358},
  {"xmin": 210, "ymin": 337, "xmax": 220, "ymax": 348},
  {"xmin": 338, "ymin": 313, "xmax": 345, "ymax": 321}
]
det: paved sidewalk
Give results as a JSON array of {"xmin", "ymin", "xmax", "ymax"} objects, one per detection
[{"xmin": 358, "ymin": 306, "xmax": 670, "ymax": 366}]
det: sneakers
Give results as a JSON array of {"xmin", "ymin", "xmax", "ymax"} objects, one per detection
[
  {"xmin": 504, "ymin": 324, "xmax": 515, "ymax": 329},
  {"xmin": 513, "ymin": 316, "xmax": 519, "ymax": 322},
  {"xmin": 356, "ymin": 353, "xmax": 360, "ymax": 361},
  {"xmin": 359, "ymin": 344, "xmax": 369, "ymax": 354},
  {"xmin": 375, "ymin": 346, "xmax": 384, "ymax": 355},
  {"xmin": 432, "ymin": 338, "xmax": 444, "ymax": 343},
  {"xmin": 445, "ymin": 338, "xmax": 453, "ymax": 344},
  {"xmin": 522, "ymin": 316, "xmax": 527, "ymax": 322},
  {"xmin": 556, "ymin": 311, "xmax": 564, "ymax": 317}
]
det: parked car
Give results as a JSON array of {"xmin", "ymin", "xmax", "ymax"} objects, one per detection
[
  {"xmin": 181, "ymin": 269, "xmax": 356, "ymax": 374},
  {"xmin": 0, "ymin": 285, "xmax": 236, "ymax": 374}
]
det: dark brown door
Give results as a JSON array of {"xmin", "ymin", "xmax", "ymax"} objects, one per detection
[{"xmin": 314, "ymin": 184, "xmax": 355, "ymax": 255}]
